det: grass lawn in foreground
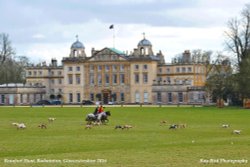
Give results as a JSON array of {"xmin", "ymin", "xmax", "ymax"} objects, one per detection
[{"xmin": 0, "ymin": 106, "xmax": 249, "ymax": 167}]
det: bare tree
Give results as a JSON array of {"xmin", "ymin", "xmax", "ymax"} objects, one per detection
[
  {"xmin": 0, "ymin": 33, "xmax": 29, "ymax": 84},
  {"xmin": 225, "ymin": 4, "xmax": 250, "ymax": 100},
  {"xmin": 0, "ymin": 33, "xmax": 15, "ymax": 64},
  {"xmin": 225, "ymin": 4, "xmax": 250, "ymax": 67}
]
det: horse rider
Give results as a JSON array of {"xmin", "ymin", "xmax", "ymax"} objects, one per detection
[{"xmin": 97, "ymin": 105, "xmax": 106, "ymax": 121}]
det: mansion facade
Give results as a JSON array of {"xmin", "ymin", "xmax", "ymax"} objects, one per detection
[{"xmin": 0, "ymin": 36, "xmax": 210, "ymax": 105}]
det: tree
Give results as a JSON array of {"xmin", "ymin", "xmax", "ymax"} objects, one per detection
[
  {"xmin": 0, "ymin": 33, "xmax": 15, "ymax": 64},
  {"xmin": 225, "ymin": 4, "xmax": 250, "ymax": 100},
  {"xmin": 205, "ymin": 54, "xmax": 233, "ymax": 105},
  {"xmin": 0, "ymin": 33, "xmax": 30, "ymax": 84}
]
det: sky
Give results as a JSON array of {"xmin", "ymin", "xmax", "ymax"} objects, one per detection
[{"xmin": 1, "ymin": 0, "xmax": 249, "ymax": 64}]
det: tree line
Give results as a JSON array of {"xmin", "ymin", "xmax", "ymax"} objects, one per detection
[{"xmin": 0, "ymin": 33, "xmax": 29, "ymax": 84}]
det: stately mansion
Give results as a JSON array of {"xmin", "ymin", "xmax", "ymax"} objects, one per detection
[{"xmin": 0, "ymin": 36, "xmax": 211, "ymax": 105}]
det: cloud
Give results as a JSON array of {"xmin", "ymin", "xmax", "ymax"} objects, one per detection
[{"xmin": 2, "ymin": 0, "xmax": 250, "ymax": 64}]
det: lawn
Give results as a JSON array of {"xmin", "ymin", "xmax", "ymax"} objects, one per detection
[{"xmin": 0, "ymin": 106, "xmax": 249, "ymax": 167}]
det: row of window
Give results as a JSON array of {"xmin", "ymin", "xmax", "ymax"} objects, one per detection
[
  {"xmin": 50, "ymin": 88, "xmax": 62, "ymax": 94},
  {"xmin": 27, "ymin": 70, "xmax": 63, "ymax": 76},
  {"xmin": 68, "ymin": 66, "xmax": 81, "ymax": 72},
  {"xmin": 135, "ymin": 92, "xmax": 149, "ymax": 103},
  {"xmin": 89, "ymin": 64, "xmax": 125, "ymax": 72},
  {"xmin": 158, "ymin": 67, "xmax": 193, "ymax": 73},
  {"xmin": 134, "ymin": 64, "xmax": 148, "ymax": 70},
  {"xmin": 156, "ymin": 92, "xmax": 204, "ymax": 103},
  {"xmin": 157, "ymin": 92, "xmax": 183, "ymax": 103},
  {"xmin": 89, "ymin": 74, "xmax": 125, "ymax": 85},
  {"xmin": 50, "ymin": 79, "xmax": 63, "ymax": 85},
  {"xmin": 67, "ymin": 75, "xmax": 81, "ymax": 85},
  {"xmin": 0, "ymin": 94, "xmax": 43, "ymax": 104},
  {"xmin": 156, "ymin": 77, "xmax": 192, "ymax": 85},
  {"xmin": 134, "ymin": 73, "xmax": 148, "ymax": 84}
]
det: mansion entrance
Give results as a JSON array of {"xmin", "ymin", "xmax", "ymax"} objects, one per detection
[{"xmin": 102, "ymin": 89, "xmax": 111, "ymax": 104}]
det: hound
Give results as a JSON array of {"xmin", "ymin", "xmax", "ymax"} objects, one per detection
[
  {"xmin": 85, "ymin": 124, "xmax": 92, "ymax": 129},
  {"xmin": 232, "ymin": 130, "xmax": 241, "ymax": 134},
  {"xmin": 48, "ymin": 117, "xmax": 56, "ymax": 122},
  {"xmin": 222, "ymin": 124, "xmax": 230, "ymax": 128},
  {"xmin": 38, "ymin": 124, "xmax": 47, "ymax": 129},
  {"xmin": 160, "ymin": 120, "xmax": 167, "ymax": 125},
  {"xmin": 123, "ymin": 125, "xmax": 133, "ymax": 130},
  {"xmin": 17, "ymin": 123, "xmax": 26, "ymax": 129},
  {"xmin": 169, "ymin": 124, "xmax": 178, "ymax": 129},
  {"xmin": 114, "ymin": 125, "xmax": 123, "ymax": 129}
]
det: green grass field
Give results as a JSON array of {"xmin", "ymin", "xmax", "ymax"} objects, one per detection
[{"xmin": 0, "ymin": 106, "xmax": 249, "ymax": 167}]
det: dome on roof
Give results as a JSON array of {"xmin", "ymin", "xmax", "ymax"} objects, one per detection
[
  {"xmin": 71, "ymin": 40, "xmax": 85, "ymax": 49},
  {"xmin": 138, "ymin": 38, "xmax": 152, "ymax": 46}
]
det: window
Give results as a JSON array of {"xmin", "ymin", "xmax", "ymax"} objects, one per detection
[
  {"xmin": 34, "ymin": 71, "xmax": 37, "ymax": 76},
  {"xmin": 20, "ymin": 94, "xmax": 23, "ymax": 103},
  {"xmin": 90, "ymin": 74, "xmax": 94, "ymax": 85},
  {"xmin": 68, "ymin": 67, "xmax": 73, "ymax": 71},
  {"xmin": 176, "ymin": 67, "xmax": 180, "ymax": 73},
  {"xmin": 58, "ymin": 89, "xmax": 62, "ymax": 93},
  {"xmin": 98, "ymin": 65, "xmax": 102, "ymax": 71},
  {"xmin": 120, "ymin": 74, "xmax": 125, "ymax": 84},
  {"xmin": 134, "ymin": 73, "xmax": 139, "ymax": 83},
  {"xmin": 1, "ymin": 95, "xmax": 5, "ymax": 104},
  {"xmin": 167, "ymin": 77, "xmax": 171, "ymax": 84},
  {"xmin": 98, "ymin": 74, "xmax": 102, "ymax": 85},
  {"xmin": 90, "ymin": 65, "xmax": 94, "ymax": 72},
  {"xmin": 111, "ymin": 93, "xmax": 117, "ymax": 102},
  {"xmin": 120, "ymin": 93, "xmax": 125, "ymax": 102},
  {"xmin": 39, "ymin": 71, "xmax": 42, "ymax": 75},
  {"xmin": 166, "ymin": 68, "xmax": 170, "ymax": 73},
  {"xmin": 135, "ymin": 92, "xmax": 140, "ymax": 103},
  {"xmin": 113, "ymin": 74, "xmax": 117, "ymax": 84},
  {"xmin": 51, "ymin": 71, "xmax": 54, "ymax": 75},
  {"xmin": 68, "ymin": 75, "xmax": 73, "ymax": 84},
  {"xmin": 120, "ymin": 65, "xmax": 125, "ymax": 71},
  {"xmin": 58, "ymin": 79, "xmax": 62, "ymax": 84},
  {"xmin": 178, "ymin": 92, "xmax": 183, "ymax": 103},
  {"xmin": 27, "ymin": 94, "xmax": 30, "ymax": 103},
  {"xmin": 50, "ymin": 79, "xmax": 54, "ymax": 84},
  {"xmin": 76, "ymin": 75, "xmax": 81, "ymax": 84},
  {"xmin": 159, "ymin": 68, "xmax": 162, "ymax": 73},
  {"xmin": 90, "ymin": 93, "xmax": 94, "ymax": 101},
  {"xmin": 112, "ymin": 65, "xmax": 117, "ymax": 71},
  {"xmin": 157, "ymin": 92, "xmax": 162, "ymax": 103},
  {"xmin": 143, "ymin": 64, "xmax": 148, "ymax": 70},
  {"xmin": 69, "ymin": 93, "xmax": 73, "ymax": 103},
  {"xmin": 134, "ymin": 65, "xmax": 139, "ymax": 70},
  {"xmin": 77, "ymin": 93, "xmax": 81, "ymax": 103},
  {"xmin": 28, "ymin": 71, "xmax": 32, "ymax": 76},
  {"xmin": 143, "ymin": 73, "xmax": 148, "ymax": 83},
  {"xmin": 182, "ymin": 67, "xmax": 186, "ymax": 73},
  {"xmin": 144, "ymin": 92, "xmax": 148, "ymax": 103},
  {"xmin": 76, "ymin": 66, "xmax": 80, "ymax": 71},
  {"xmin": 58, "ymin": 71, "xmax": 62, "ymax": 75},
  {"xmin": 168, "ymin": 93, "xmax": 172, "ymax": 103},
  {"xmin": 105, "ymin": 74, "xmax": 109, "ymax": 84},
  {"xmin": 105, "ymin": 65, "xmax": 110, "ymax": 71}
]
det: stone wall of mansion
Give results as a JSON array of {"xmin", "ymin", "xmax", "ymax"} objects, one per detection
[{"xmin": 0, "ymin": 36, "xmax": 209, "ymax": 105}]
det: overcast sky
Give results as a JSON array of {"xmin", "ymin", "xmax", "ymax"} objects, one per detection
[{"xmin": 1, "ymin": 0, "xmax": 249, "ymax": 63}]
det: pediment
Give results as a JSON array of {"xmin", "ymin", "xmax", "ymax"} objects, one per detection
[{"xmin": 88, "ymin": 48, "xmax": 128, "ymax": 61}]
